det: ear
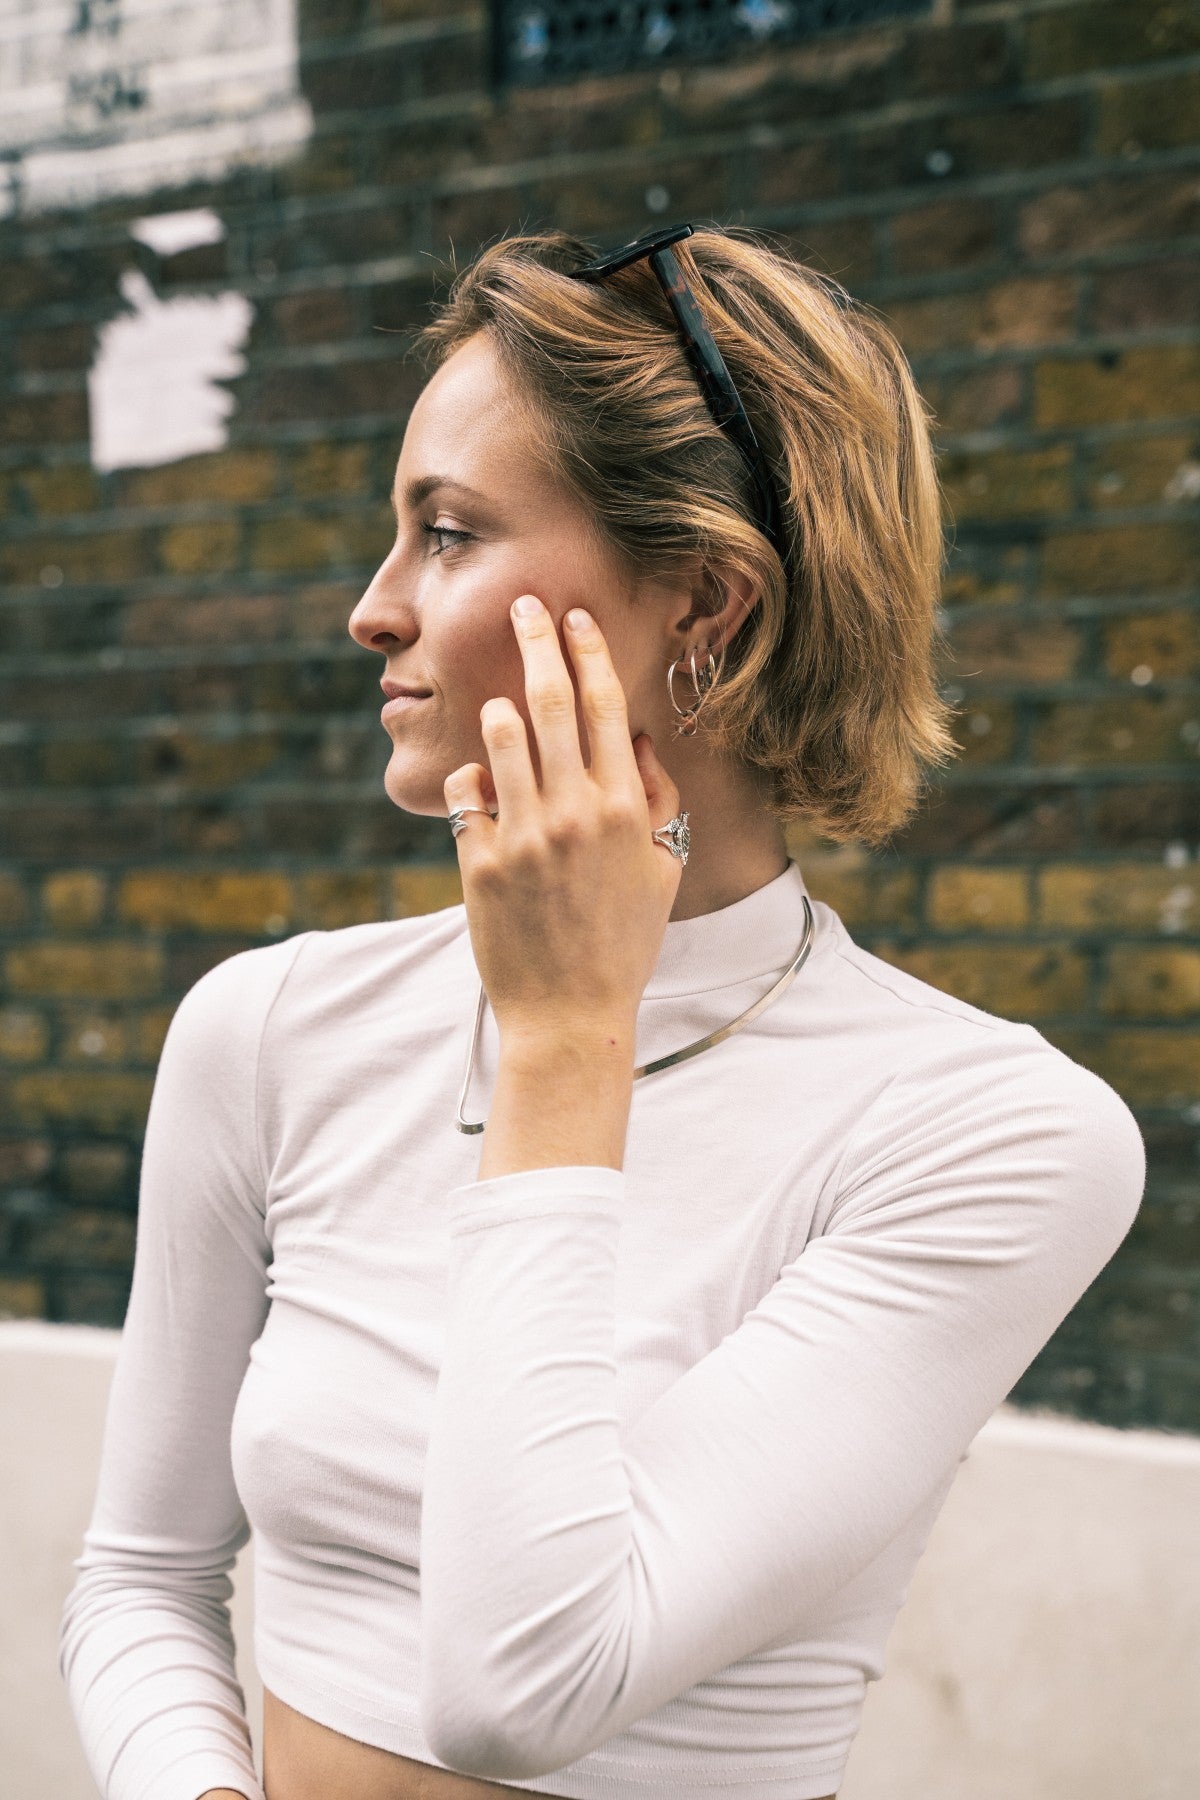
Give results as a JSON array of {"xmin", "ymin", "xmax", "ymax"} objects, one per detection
[{"xmin": 669, "ymin": 561, "xmax": 759, "ymax": 662}]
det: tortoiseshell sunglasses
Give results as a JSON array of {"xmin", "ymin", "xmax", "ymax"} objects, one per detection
[{"xmin": 565, "ymin": 222, "xmax": 789, "ymax": 573}]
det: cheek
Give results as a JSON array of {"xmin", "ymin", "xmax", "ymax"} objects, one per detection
[{"xmin": 433, "ymin": 588, "xmax": 524, "ymax": 715}]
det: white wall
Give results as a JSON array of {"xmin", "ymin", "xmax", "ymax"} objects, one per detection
[{"xmin": 4, "ymin": 1319, "xmax": 1199, "ymax": 1800}]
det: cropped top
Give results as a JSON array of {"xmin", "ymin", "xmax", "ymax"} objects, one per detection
[{"xmin": 58, "ymin": 859, "xmax": 1147, "ymax": 1800}]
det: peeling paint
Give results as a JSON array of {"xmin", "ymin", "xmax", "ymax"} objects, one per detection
[
  {"xmin": 88, "ymin": 267, "xmax": 255, "ymax": 471},
  {"xmin": 0, "ymin": 0, "xmax": 312, "ymax": 217}
]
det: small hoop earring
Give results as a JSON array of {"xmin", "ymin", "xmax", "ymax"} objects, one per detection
[{"xmin": 666, "ymin": 637, "xmax": 725, "ymax": 738}]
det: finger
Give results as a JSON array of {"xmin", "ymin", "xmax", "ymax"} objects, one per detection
[
  {"xmin": 510, "ymin": 594, "xmax": 586, "ymax": 798},
  {"xmin": 478, "ymin": 695, "xmax": 539, "ymax": 824},
  {"xmin": 444, "ymin": 762, "xmax": 499, "ymax": 854},
  {"xmin": 563, "ymin": 607, "xmax": 642, "ymax": 794},
  {"xmin": 633, "ymin": 732, "xmax": 681, "ymax": 831}
]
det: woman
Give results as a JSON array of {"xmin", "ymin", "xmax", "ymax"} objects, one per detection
[{"xmin": 60, "ymin": 225, "xmax": 1146, "ymax": 1800}]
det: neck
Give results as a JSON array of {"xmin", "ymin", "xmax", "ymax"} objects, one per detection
[{"xmin": 658, "ymin": 736, "xmax": 791, "ymax": 923}]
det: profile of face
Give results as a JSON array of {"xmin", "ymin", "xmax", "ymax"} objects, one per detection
[{"xmin": 347, "ymin": 329, "xmax": 699, "ymax": 819}]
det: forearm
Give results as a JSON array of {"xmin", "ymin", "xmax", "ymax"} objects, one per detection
[{"xmin": 478, "ymin": 1021, "xmax": 636, "ymax": 1180}]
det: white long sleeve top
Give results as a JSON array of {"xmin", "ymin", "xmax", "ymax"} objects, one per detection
[{"xmin": 59, "ymin": 859, "xmax": 1147, "ymax": 1800}]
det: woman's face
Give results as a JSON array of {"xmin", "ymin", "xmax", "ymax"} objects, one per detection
[{"xmin": 348, "ymin": 329, "xmax": 685, "ymax": 818}]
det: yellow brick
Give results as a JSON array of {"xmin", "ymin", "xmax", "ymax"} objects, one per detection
[
  {"xmin": 940, "ymin": 443, "xmax": 1074, "ymax": 522},
  {"xmin": 25, "ymin": 1207, "xmax": 136, "ymax": 1267},
  {"xmin": 1037, "ymin": 864, "xmax": 1199, "ymax": 932},
  {"xmin": 292, "ymin": 441, "xmax": 372, "ymax": 499},
  {"xmin": 1035, "ymin": 344, "xmax": 1200, "ymax": 428},
  {"xmin": 948, "ymin": 615, "xmax": 1080, "ymax": 681},
  {"xmin": 880, "ymin": 943, "xmax": 1089, "ymax": 1017},
  {"xmin": 1103, "ymin": 610, "xmax": 1200, "ymax": 681},
  {"xmin": 159, "ymin": 519, "xmax": 241, "ymax": 575},
  {"xmin": 0, "ymin": 1276, "xmax": 46, "ymax": 1320},
  {"xmin": 297, "ymin": 871, "xmax": 384, "ymax": 928},
  {"xmin": 131, "ymin": 732, "xmax": 283, "ymax": 788},
  {"xmin": 951, "ymin": 699, "xmax": 1018, "ymax": 765},
  {"xmin": 117, "ymin": 870, "xmax": 295, "ymax": 932},
  {"xmin": 42, "ymin": 870, "xmax": 107, "ymax": 930},
  {"xmin": 942, "ymin": 575, "xmax": 1024, "ymax": 607},
  {"xmin": 0, "ymin": 1007, "xmax": 50, "ymax": 1061},
  {"xmin": 975, "ymin": 276, "xmax": 1078, "ymax": 350},
  {"xmin": 941, "ymin": 556, "xmax": 1025, "ymax": 608},
  {"xmin": 19, "ymin": 464, "xmax": 103, "ymax": 515},
  {"xmin": 1087, "ymin": 433, "xmax": 1197, "ymax": 510},
  {"xmin": 787, "ymin": 852, "xmax": 919, "ymax": 928},
  {"xmin": 62, "ymin": 1011, "xmax": 131, "ymax": 1064},
  {"xmin": 927, "ymin": 866, "xmax": 1031, "ymax": 930},
  {"xmin": 10, "ymin": 1069, "xmax": 153, "ymax": 1132},
  {"xmin": 120, "ymin": 449, "xmax": 279, "ymax": 507},
  {"xmin": 388, "ymin": 862, "xmax": 464, "ymax": 918},
  {"xmin": 1061, "ymin": 1030, "xmax": 1200, "ymax": 1108},
  {"xmin": 1031, "ymin": 693, "xmax": 1199, "ymax": 764},
  {"xmin": 5, "ymin": 942, "xmax": 163, "ymax": 998},
  {"xmin": 1, "ymin": 528, "xmax": 151, "ymax": 585},
  {"xmin": 1099, "ymin": 946, "xmax": 1200, "ymax": 1019},
  {"xmin": 250, "ymin": 513, "xmax": 350, "ymax": 572},
  {"xmin": 1043, "ymin": 521, "xmax": 1198, "ymax": 595},
  {"xmin": 1097, "ymin": 68, "xmax": 1200, "ymax": 155},
  {"xmin": 132, "ymin": 1007, "xmax": 176, "ymax": 1065}
]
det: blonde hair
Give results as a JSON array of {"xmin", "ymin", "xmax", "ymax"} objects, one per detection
[{"xmin": 413, "ymin": 225, "xmax": 958, "ymax": 846}]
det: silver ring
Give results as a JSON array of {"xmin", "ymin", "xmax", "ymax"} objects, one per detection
[
  {"xmin": 447, "ymin": 806, "xmax": 497, "ymax": 838},
  {"xmin": 448, "ymin": 805, "xmax": 690, "ymax": 867},
  {"xmin": 651, "ymin": 811, "xmax": 690, "ymax": 865}
]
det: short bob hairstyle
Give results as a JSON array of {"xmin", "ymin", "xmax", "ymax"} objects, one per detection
[{"xmin": 413, "ymin": 225, "xmax": 958, "ymax": 848}]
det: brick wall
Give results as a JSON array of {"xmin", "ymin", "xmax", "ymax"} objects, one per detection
[{"xmin": 1, "ymin": 0, "xmax": 1197, "ymax": 1430}]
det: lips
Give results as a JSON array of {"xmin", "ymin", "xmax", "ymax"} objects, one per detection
[{"xmin": 381, "ymin": 680, "xmax": 432, "ymax": 700}]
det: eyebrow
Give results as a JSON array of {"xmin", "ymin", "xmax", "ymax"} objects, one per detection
[{"xmin": 391, "ymin": 474, "xmax": 489, "ymax": 517}]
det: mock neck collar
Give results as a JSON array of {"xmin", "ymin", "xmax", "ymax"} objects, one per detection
[{"xmin": 642, "ymin": 859, "xmax": 814, "ymax": 999}]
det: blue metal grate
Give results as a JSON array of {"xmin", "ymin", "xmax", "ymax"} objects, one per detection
[{"xmin": 492, "ymin": 0, "xmax": 930, "ymax": 86}]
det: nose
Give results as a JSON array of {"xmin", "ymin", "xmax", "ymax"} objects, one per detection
[{"xmin": 348, "ymin": 542, "xmax": 416, "ymax": 653}]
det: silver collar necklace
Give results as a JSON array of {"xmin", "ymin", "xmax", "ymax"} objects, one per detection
[{"xmin": 454, "ymin": 894, "xmax": 816, "ymax": 1133}]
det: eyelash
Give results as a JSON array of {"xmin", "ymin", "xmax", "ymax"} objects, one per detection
[{"xmin": 421, "ymin": 521, "xmax": 471, "ymax": 555}]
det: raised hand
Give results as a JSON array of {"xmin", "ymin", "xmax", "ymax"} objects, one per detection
[{"xmin": 445, "ymin": 593, "xmax": 682, "ymax": 1047}]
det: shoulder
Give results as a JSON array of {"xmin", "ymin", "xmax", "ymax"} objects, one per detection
[
  {"xmin": 817, "ymin": 903, "xmax": 1042, "ymax": 1042},
  {"xmin": 815, "ymin": 912, "xmax": 1145, "ymax": 1249},
  {"xmin": 174, "ymin": 896, "xmax": 470, "ymax": 1031},
  {"xmin": 169, "ymin": 929, "xmax": 318, "ymax": 1044}
]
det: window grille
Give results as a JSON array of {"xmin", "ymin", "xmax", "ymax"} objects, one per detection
[{"xmin": 491, "ymin": 0, "xmax": 930, "ymax": 87}]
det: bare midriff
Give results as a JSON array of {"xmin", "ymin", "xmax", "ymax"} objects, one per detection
[{"xmin": 261, "ymin": 1683, "xmax": 836, "ymax": 1800}]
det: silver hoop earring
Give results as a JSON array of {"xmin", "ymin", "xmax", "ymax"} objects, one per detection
[{"xmin": 667, "ymin": 639, "xmax": 725, "ymax": 737}]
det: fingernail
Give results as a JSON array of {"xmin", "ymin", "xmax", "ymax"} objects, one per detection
[
  {"xmin": 565, "ymin": 608, "xmax": 591, "ymax": 631},
  {"xmin": 512, "ymin": 594, "xmax": 540, "ymax": 617}
]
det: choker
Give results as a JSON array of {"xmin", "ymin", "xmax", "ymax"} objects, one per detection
[{"xmin": 454, "ymin": 895, "xmax": 815, "ymax": 1133}]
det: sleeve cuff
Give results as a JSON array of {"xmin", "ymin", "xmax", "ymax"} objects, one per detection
[{"xmin": 447, "ymin": 1163, "xmax": 625, "ymax": 1235}]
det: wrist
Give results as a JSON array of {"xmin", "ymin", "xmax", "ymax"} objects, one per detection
[
  {"xmin": 479, "ymin": 1019, "xmax": 636, "ymax": 1182},
  {"xmin": 497, "ymin": 1013, "xmax": 637, "ymax": 1068}
]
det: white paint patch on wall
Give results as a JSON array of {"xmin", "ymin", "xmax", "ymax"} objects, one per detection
[
  {"xmin": 0, "ymin": 0, "xmax": 313, "ymax": 218},
  {"xmin": 128, "ymin": 203, "xmax": 226, "ymax": 256},
  {"xmin": 88, "ymin": 209, "xmax": 255, "ymax": 471}
]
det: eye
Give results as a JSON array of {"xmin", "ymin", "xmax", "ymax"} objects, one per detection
[{"xmin": 421, "ymin": 521, "xmax": 472, "ymax": 555}]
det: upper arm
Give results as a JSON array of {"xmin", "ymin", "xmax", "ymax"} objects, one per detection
[
  {"xmin": 618, "ymin": 1036, "xmax": 1146, "ymax": 1668},
  {"xmin": 65, "ymin": 934, "xmax": 313, "ymax": 1586}
]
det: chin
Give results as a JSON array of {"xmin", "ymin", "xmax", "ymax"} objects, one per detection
[{"xmin": 381, "ymin": 754, "xmax": 453, "ymax": 819}]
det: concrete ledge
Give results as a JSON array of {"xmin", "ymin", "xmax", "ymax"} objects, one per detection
[{"xmin": 4, "ymin": 1321, "xmax": 1199, "ymax": 1800}]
